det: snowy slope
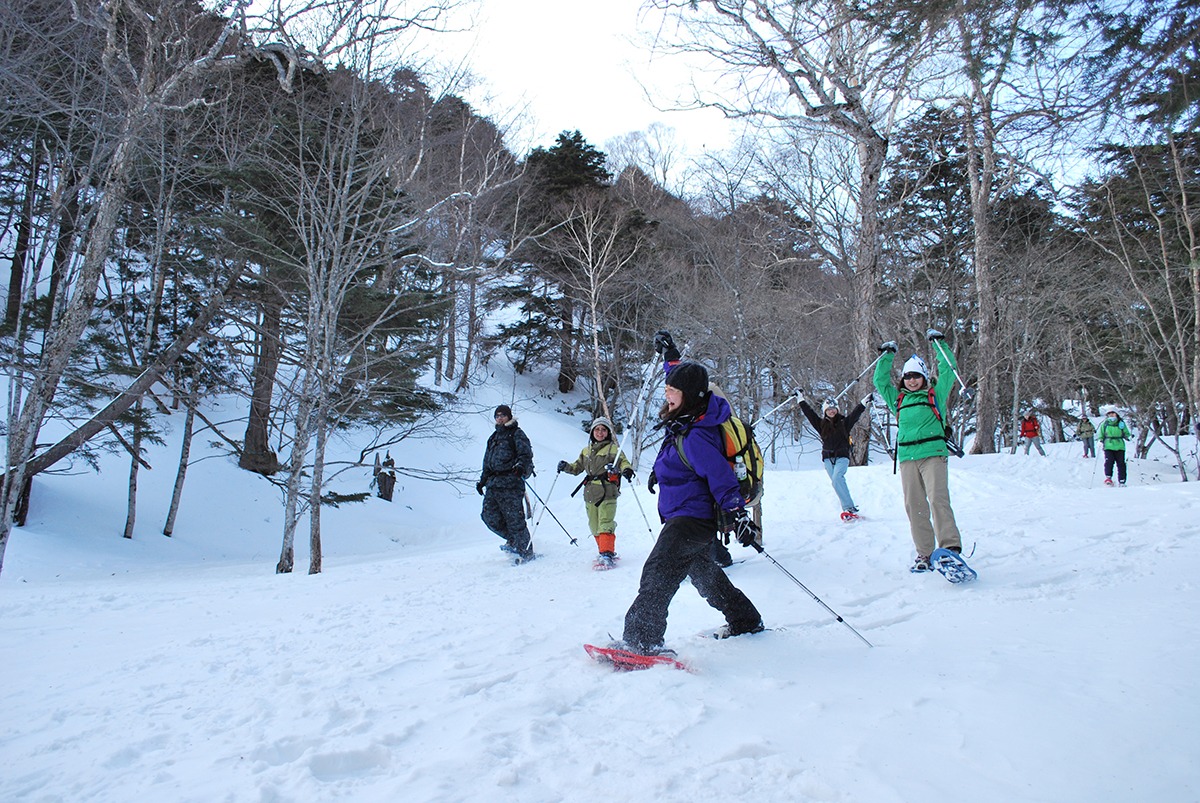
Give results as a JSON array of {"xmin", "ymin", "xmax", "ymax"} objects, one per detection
[{"xmin": 2, "ymin": 370, "xmax": 1198, "ymax": 803}]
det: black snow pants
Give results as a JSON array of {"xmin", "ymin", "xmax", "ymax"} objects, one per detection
[
  {"xmin": 481, "ymin": 487, "xmax": 532, "ymax": 556},
  {"xmin": 623, "ymin": 516, "xmax": 761, "ymax": 652},
  {"xmin": 1104, "ymin": 449, "xmax": 1128, "ymax": 483}
]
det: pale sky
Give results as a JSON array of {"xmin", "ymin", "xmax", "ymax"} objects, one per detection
[{"xmin": 433, "ymin": 0, "xmax": 738, "ymax": 157}]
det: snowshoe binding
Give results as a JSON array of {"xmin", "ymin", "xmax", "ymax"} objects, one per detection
[
  {"xmin": 711, "ymin": 621, "xmax": 766, "ymax": 640},
  {"xmin": 910, "ymin": 554, "xmax": 932, "ymax": 573},
  {"xmin": 931, "ymin": 547, "xmax": 977, "ymax": 584},
  {"xmin": 592, "ymin": 552, "xmax": 618, "ymax": 571}
]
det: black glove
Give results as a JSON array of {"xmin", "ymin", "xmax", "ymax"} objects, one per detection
[
  {"xmin": 622, "ymin": 467, "xmax": 635, "ymax": 481},
  {"xmin": 732, "ymin": 509, "xmax": 761, "ymax": 548},
  {"xmin": 557, "ymin": 460, "xmax": 569, "ymax": 473},
  {"xmin": 879, "ymin": 341, "xmax": 898, "ymax": 353},
  {"xmin": 511, "ymin": 464, "xmax": 526, "ymax": 477},
  {"xmin": 926, "ymin": 328, "xmax": 945, "ymax": 341},
  {"xmin": 654, "ymin": 329, "xmax": 675, "ymax": 354},
  {"xmin": 476, "ymin": 480, "xmax": 485, "ymax": 495},
  {"xmin": 647, "ymin": 470, "xmax": 657, "ymax": 494}
]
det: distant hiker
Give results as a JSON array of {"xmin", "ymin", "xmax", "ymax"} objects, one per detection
[
  {"xmin": 1077, "ymin": 415, "xmax": 1096, "ymax": 458},
  {"xmin": 797, "ymin": 393, "xmax": 870, "ymax": 521},
  {"xmin": 1019, "ymin": 411, "xmax": 1047, "ymax": 456},
  {"xmin": 1098, "ymin": 407, "xmax": 1132, "ymax": 486},
  {"xmin": 478, "ymin": 404, "xmax": 536, "ymax": 563},
  {"xmin": 616, "ymin": 358, "xmax": 764, "ymax": 657},
  {"xmin": 557, "ymin": 416, "xmax": 634, "ymax": 569},
  {"xmin": 873, "ymin": 332, "xmax": 964, "ymax": 573}
]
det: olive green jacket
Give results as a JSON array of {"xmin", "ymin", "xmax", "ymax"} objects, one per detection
[{"xmin": 562, "ymin": 440, "xmax": 632, "ymax": 504}]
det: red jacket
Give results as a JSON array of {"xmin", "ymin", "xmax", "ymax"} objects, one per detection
[{"xmin": 1020, "ymin": 417, "xmax": 1041, "ymax": 439}]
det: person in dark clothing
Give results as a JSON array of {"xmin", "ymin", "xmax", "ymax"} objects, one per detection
[
  {"xmin": 618, "ymin": 358, "xmax": 764, "ymax": 656},
  {"xmin": 797, "ymin": 393, "xmax": 870, "ymax": 520},
  {"xmin": 477, "ymin": 404, "xmax": 536, "ymax": 562}
]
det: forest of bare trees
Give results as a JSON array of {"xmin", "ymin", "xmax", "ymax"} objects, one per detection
[{"xmin": 1, "ymin": 0, "xmax": 1196, "ymax": 575}]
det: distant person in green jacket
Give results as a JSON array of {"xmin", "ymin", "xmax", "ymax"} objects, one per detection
[
  {"xmin": 874, "ymin": 330, "xmax": 963, "ymax": 573},
  {"xmin": 1076, "ymin": 415, "xmax": 1096, "ymax": 458},
  {"xmin": 1097, "ymin": 407, "xmax": 1132, "ymax": 486}
]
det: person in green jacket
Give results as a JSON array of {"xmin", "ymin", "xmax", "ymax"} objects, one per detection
[
  {"xmin": 557, "ymin": 416, "xmax": 634, "ymax": 568},
  {"xmin": 1097, "ymin": 407, "xmax": 1132, "ymax": 486},
  {"xmin": 873, "ymin": 330, "xmax": 964, "ymax": 573}
]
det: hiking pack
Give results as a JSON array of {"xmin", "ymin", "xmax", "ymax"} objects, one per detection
[
  {"xmin": 894, "ymin": 385, "xmax": 964, "ymax": 467},
  {"xmin": 674, "ymin": 413, "xmax": 764, "ymax": 505}
]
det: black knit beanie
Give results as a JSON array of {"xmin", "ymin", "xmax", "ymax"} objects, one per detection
[
  {"xmin": 494, "ymin": 404, "xmax": 513, "ymax": 419},
  {"xmin": 665, "ymin": 361, "xmax": 709, "ymax": 403}
]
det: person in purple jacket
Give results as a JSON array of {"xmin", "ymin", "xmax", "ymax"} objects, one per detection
[{"xmin": 616, "ymin": 354, "xmax": 764, "ymax": 656}]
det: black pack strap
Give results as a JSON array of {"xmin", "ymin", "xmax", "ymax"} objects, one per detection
[{"xmin": 897, "ymin": 435, "xmax": 946, "ymax": 447}]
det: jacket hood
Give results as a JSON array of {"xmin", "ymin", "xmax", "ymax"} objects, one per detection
[
  {"xmin": 695, "ymin": 392, "xmax": 733, "ymax": 428},
  {"xmin": 589, "ymin": 416, "xmax": 615, "ymax": 441}
]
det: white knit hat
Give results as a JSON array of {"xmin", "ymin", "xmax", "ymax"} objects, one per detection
[
  {"xmin": 902, "ymin": 355, "xmax": 929, "ymax": 379},
  {"xmin": 822, "ymin": 399, "xmax": 837, "ymax": 413}
]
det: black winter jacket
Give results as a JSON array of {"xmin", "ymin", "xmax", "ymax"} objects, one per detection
[
  {"xmin": 799, "ymin": 400, "xmax": 867, "ymax": 461},
  {"xmin": 480, "ymin": 421, "xmax": 534, "ymax": 491}
]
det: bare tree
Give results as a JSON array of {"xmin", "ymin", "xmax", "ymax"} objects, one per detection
[
  {"xmin": 541, "ymin": 190, "xmax": 652, "ymax": 417},
  {"xmin": 646, "ymin": 0, "xmax": 941, "ymax": 459}
]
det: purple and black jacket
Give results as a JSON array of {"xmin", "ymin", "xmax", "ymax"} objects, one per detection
[{"xmin": 653, "ymin": 392, "xmax": 745, "ymax": 522}]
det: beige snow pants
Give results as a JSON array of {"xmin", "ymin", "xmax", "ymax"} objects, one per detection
[{"xmin": 898, "ymin": 455, "xmax": 963, "ymax": 557}]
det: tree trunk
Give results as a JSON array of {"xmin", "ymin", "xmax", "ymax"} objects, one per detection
[
  {"xmin": 122, "ymin": 401, "xmax": 143, "ymax": 539},
  {"xmin": 6, "ymin": 148, "xmax": 39, "ymax": 330},
  {"xmin": 163, "ymin": 398, "xmax": 196, "ymax": 537},
  {"xmin": 965, "ymin": 101, "xmax": 1000, "ymax": 454},
  {"xmin": 851, "ymin": 134, "xmax": 887, "ymax": 466},
  {"xmin": 457, "ymin": 273, "xmax": 478, "ymax": 391},
  {"xmin": 240, "ymin": 289, "xmax": 283, "ymax": 475},
  {"xmin": 47, "ymin": 174, "xmax": 80, "ymax": 319},
  {"xmin": 557, "ymin": 296, "xmax": 576, "ymax": 392},
  {"xmin": 277, "ymin": 378, "xmax": 315, "ymax": 574},
  {"xmin": 307, "ymin": 408, "xmax": 327, "ymax": 575}
]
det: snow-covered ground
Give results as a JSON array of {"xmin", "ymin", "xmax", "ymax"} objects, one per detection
[{"xmin": 2, "ymin": 368, "xmax": 1198, "ymax": 802}]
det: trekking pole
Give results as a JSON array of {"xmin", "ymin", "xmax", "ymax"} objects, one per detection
[
  {"xmin": 752, "ymin": 391, "xmax": 801, "ymax": 428},
  {"xmin": 625, "ymin": 482, "xmax": 657, "ymax": 540},
  {"xmin": 931, "ymin": 337, "xmax": 969, "ymax": 394},
  {"xmin": 524, "ymin": 480, "xmax": 578, "ymax": 546},
  {"xmin": 529, "ymin": 472, "xmax": 561, "ymax": 540},
  {"xmin": 829, "ymin": 353, "xmax": 884, "ymax": 406},
  {"xmin": 615, "ymin": 349, "xmax": 662, "ymax": 474},
  {"xmin": 746, "ymin": 542, "xmax": 873, "ymax": 648}
]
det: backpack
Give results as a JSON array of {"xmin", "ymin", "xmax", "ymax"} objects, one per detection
[{"xmin": 674, "ymin": 414, "xmax": 764, "ymax": 505}]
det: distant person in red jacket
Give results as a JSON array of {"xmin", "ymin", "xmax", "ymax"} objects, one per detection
[{"xmin": 1019, "ymin": 411, "xmax": 1046, "ymax": 456}]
